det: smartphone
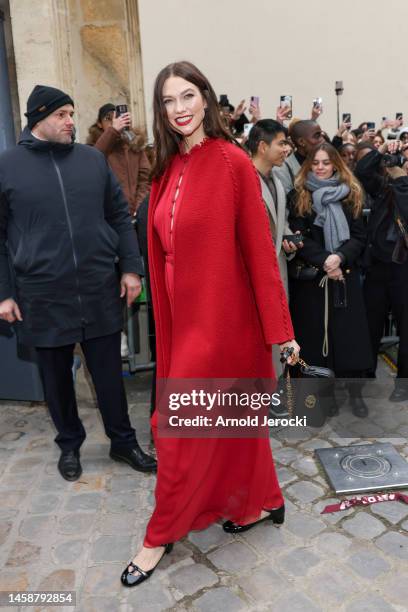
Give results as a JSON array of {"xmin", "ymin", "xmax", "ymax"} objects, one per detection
[
  {"xmin": 313, "ymin": 97, "xmax": 322, "ymax": 108},
  {"xmin": 243, "ymin": 123, "xmax": 253, "ymax": 138},
  {"xmin": 219, "ymin": 94, "xmax": 229, "ymax": 106},
  {"xmin": 396, "ymin": 112, "xmax": 403, "ymax": 122},
  {"xmin": 342, "ymin": 113, "xmax": 351, "ymax": 123},
  {"xmin": 115, "ymin": 104, "xmax": 128, "ymax": 117},
  {"xmin": 366, "ymin": 122, "xmax": 375, "ymax": 130},
  {"xmin": 280, "ymin": 95, "xmax": 292, "ymax": 119},
  {"xmin": 335, "ymin": 80, "xmax": 343, "ymax": 91},
  {"xmin": 250, "ymin": 96, "xmax": 260, "ymax": 107},
  {"xmin": 283, "ymin": 233, "xmax": 303, "ymax": 245}
]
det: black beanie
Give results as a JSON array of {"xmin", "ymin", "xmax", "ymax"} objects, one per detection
[
  {"xmin": 25, "ymin": 85, "xmax": 74, "ymax": 129},
  {"xmin": 97, "ymin": 103, "xmax": 116, "ymax": 123}
]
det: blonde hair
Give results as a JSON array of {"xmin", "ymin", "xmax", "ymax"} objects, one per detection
[{"xmin": 294, "ymin": 143, "xmax": 363, "ymax": 218}]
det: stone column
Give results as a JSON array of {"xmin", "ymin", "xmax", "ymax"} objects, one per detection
[
  {"xmin": 124, "ymin": 0, "xmax": 147, "ymax": 132},
  {"xmin": 8, "ymin": 0, "xmax": 146, "ymax": 140},
  {"xmin": 75, "ymin": 0, "xmax": 146, "ymax": 139},
  {"xmin": 9, "ymin": 0, "xmax": 69, "ymax": 124}
]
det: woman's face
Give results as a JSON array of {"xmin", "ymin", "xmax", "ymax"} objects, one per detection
[
  {"xmin": 340, "ymin": 145, "xmax": 356, "ymax": 169},
  {"xmin": 98, "ymin": 112, "xmax": 114, "ymax": 132},
  {"xmin": 162, "ymin": 76, "xmax": 207, "ymax": 140},
  {"xmin": 311, "ymin": 149, "xmax": 335, "ymax": 180},
  {"xmin": 373, "ymin": 136, "xmax": 383, "ymax": 149}
]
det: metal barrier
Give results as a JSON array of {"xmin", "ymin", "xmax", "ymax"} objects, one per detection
[{"xmin": 122, "ymin": 279, "xmax": 155, "ymax": 373}]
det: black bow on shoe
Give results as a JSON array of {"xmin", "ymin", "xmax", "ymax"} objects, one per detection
[
  {"xmin": 120, "ymin": 543, "xmax": 173, "ymax": 587},
  {"xmin": 223, "ymin": 505, "xmax": 285, "ymax": 534}
]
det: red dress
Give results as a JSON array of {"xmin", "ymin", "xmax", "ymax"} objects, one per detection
[{"xmin": 144, "ymin": 138, "xmax": 293, "ymax": 547}]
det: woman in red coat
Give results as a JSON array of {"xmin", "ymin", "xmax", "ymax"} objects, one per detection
[{"xmin": 121, "ymin": 61, "xmax": 299, "ymax": 587}]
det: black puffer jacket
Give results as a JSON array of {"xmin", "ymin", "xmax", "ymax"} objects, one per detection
[{"xmin": 0, "ymin": 128, "xmax": 143, "ymax": 347}]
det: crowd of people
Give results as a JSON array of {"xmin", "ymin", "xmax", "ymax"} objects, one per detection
[
  {"xmin": 0, "ymin": 63, "xmax": 407, "ymax": 589},
  {"xmin": 85, "ymin": 85, "xmax": 408, "ymax": 417}
]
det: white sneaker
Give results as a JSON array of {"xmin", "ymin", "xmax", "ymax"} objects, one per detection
[{"xmin": 121, "ymin": 332, "xmax": 129, "ymax": 358}]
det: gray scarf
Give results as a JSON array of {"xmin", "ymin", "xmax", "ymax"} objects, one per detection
[{"xmin": 305, "ymin": 172, "xmax": 350, "ymax": 252}]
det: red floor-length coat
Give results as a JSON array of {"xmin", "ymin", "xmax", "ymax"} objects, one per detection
[{"xmin": 145, "ymin": 138, "xmax": 294, "ymax": 547}]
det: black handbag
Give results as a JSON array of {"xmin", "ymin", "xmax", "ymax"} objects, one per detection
[
  {"xmin": 279, "ymin": 357, "xmax": 334, "ymax": 427},
  {"xmin": 287, "ymin": 258, "xmax": 320, "ymax": 281}
]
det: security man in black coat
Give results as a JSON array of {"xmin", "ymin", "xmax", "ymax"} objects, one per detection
[{"xmin": 0, "ymin": 85, "xmax": 156, "ymax": 480}]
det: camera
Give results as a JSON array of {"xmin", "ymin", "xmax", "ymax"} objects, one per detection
[{"xmin": 383, "ymin": 153, "xmax": 405, "ymax": 168}]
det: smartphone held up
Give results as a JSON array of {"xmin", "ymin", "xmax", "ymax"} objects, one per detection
[
  {"xmin": 243, "ymin": 123, "xmax": 253, "ymax": 138},
  {"xmin": 115, "ymin": 103, "xmax": 133, "ymax": 142},
  {"xmin": 280, "ymin": 95, "xmax": 292, "ymax": 119},
  {"xmin": 115, "ymin": 104, "xmax": 128, "ymax": 117}
]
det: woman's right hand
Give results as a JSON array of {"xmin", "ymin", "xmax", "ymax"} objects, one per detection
[
  {"xmin": 336, "ymin": 122, "xmax": 350, "ymax": 137},
  {"xmin": 112, "ymin": 112, "xmax": 131, "ymax": 132}
]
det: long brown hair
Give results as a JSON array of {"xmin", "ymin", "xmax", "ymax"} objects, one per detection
[
  {"xmin": 294, "ymin": 142, "xmax": 363, "ymax": 218},
  {"xmin": 151, "ymin": 61, "xmax": 234, "ymax": 178}
]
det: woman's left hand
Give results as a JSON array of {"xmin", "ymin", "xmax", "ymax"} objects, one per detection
[
  {"xmin": 279, "ymin": 339, "xmax": 300, "ymax": 365},
  {"xmin": 327, "ymin": 267, "xmax": 344, "ymax": 281},
  {"xmin": 323, "ymin": 254, "xmax": 341, "ymax": 273}
]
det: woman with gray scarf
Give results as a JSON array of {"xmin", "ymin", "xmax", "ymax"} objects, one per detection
[{"xmin": 288, "ymin": 143, "xmax": 373, "ymax": 418}]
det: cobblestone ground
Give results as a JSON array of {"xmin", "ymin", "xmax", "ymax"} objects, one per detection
[{"xmin": 0, "ymin": 363, "xmax": 407, "ymax": 611}]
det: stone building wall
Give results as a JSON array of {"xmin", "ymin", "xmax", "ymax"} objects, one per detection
[
  {"xmin": 138, "ymin": 0, "xmax": 408, "ymax": 138},
  {"xmin": 0, "ymin": 0, "xmax": 21, "ymax": 138},
  {"xmin": 8, "ymin": 0, "xmax": 145, "ymax": 142}
]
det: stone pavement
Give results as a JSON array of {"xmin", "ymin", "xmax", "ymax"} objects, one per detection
[{"xmin": 0, "ymin": 363, "xmax": 408, "ymax": 612}]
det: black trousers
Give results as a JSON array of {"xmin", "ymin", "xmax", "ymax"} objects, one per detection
[
  {"xmin": 36, "ymin": 331, "xmax": 137, "ymax": 452},
  {"xmin": 364, "ymin": 259, "xmax": 408, "ymax": 381}
]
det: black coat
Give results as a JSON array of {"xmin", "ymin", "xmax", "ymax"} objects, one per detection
[
  {"xmin": 287, "ymin": 193, "xmax": 373, "ymax": 372},
  {"xmin": 355, "ymin": 149, "xmax": 408, "ymax": 264},
  {"xmin": 0, "ymin": 129, "xmax": 143, "ymax": 347}
]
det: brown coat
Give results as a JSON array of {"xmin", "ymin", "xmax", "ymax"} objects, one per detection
[{"xmin": 87, "ymin": 126, "xmax": 151, "ymax": 215}]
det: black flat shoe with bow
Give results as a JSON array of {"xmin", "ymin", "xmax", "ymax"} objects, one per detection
[
  {"xmin": 121, "ymin": 543, "xmax": 173, "ymax": 587},
  {"xmin": 223, "ymin": 505, "xmax": 285, "ymax": 534}
]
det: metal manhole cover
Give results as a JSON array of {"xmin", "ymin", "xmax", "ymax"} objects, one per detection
[
  {"xmin": 340, "ymin": 454, "xmax": 392, "ymax": 478},
  {"xmin": 315, "ymin": 443, "xmax": 408, "ymax": 494}
]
